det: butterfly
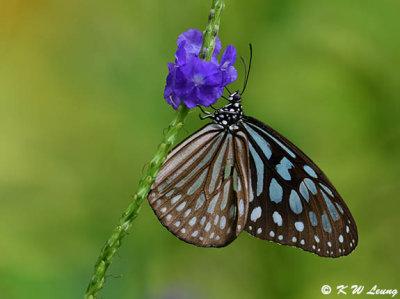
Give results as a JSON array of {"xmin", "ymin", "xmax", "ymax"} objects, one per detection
[{"xmin": 148, "ymin": 46, "xmax": 358, "ymax": 257}]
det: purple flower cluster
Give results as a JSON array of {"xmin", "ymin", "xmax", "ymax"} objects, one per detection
[{"xmin": 164, "ymin": 29, "xmax": 238, "ymax": 109}]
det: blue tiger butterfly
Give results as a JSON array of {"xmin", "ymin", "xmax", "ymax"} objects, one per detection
[{"xmin": 148, "ymin": 45, "xmax": 358, "ymax": 257}]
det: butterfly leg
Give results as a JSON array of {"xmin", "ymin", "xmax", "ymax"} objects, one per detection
[{"xmin": 197, "ymin": 105, "xmax": 214, "ymax": 120}]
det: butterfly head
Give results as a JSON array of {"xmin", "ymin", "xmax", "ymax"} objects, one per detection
[{"xmin": 229, "ymin": 91, "xmax": 242, "ymax": 103}]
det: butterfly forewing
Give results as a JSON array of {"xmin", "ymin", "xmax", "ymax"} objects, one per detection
[
  {"xmin": 240, "ymin": 116, "xmax": 358, "ymax": 257},
  {"xmin": 148, "ymin": 124, "xmax": 250, "ymax": 247}
]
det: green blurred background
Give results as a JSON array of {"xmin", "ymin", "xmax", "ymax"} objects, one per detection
[{"xmin": 1, "ymin": 0, "xmax": 399, "ymax": 298}]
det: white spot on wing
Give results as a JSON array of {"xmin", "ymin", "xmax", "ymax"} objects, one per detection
[
  {"xmin": 289, "ymin": 190, "xmax": 303, "ymax": 214},
  {"xmin": 239, "ymin": 200, "xmax": 244, "ymax": 216},
  {"xmin": 319, "ymin": 183, "xmax": 334, "ymax": 197},
  {"xmin": 295, "ymin": 221, "xmax": 304, "ymax": 232},
  {"xmin": 272, "ymin": 211, "xmax": 283, "ymax": 226},
  {"xmin": 303, "ymin": 165, "xmax": 317, "ymax": 178},
  {"xmin": 195, "ymin": 194, "xmax": 205, "ymax": 210},
  {"xmin": 189, "ymin": 217, "xmax": 197, "ymax": 226},
  {"xmin": 321, "ymin": 213, "xmax": 332, "ymax": 233},
  {"xmin": 269, "ymin": 178, "xmax": 283, "ymax": 203},
  {"xmin": 276, "ymin": 157, "xmax": 294, "ymax": 181},
  {"xmin": 207, "ymin": 193, "xmax": 219, "ymax": 214},
  {"xmin": 184, "ymin": 209, "xmax": 191, "ymax": 218},
  {"xmin": 220, "ymin": 216, "xmax": 226, "ymax": 229},
  {"xmin": 166, "ymin": 189, "xmax": 175, "ymax": 197},
  {"xmin": 171, "ymin": 195, "xmax": 181, "ymax": 204},
  {"xmin": 176, "ymin": 202, "xmax": 186, "ymax": 212},
  {"xmin": 250, "ymin": 207, "xmax": 262, "ymax": 222},
  {"xmin": 309, "ymin": 211, "xmax": 318, "ymax": 226},
  {"xmin": 304, "ymin": 178, "xmax": 317, "ymax": 195},
  {"xmin": 299, "ymin": 181, "xmax": 309, "ymax": 202},
  {"xmin": 214, "ymin": 215, "xmax": 219, "ymax": 225},
  {"xmin": 339, "ymin": 235, "xmax": 344, "ymax": 243}
]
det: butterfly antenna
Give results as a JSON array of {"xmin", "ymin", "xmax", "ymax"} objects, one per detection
[
  {"xmin": 224, "ymin": 85, "xmax": 232, "ymax": 95},
  {"xmin": 241, "ymin": 43, "xmax": 253, "ymax": 95},
  {"xmin": 221, "ymin": 95, "xmax": 230, "ymax": 101}
]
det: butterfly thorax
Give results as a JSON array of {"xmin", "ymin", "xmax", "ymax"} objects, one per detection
[
  {"xmin": 213, "ymin": 102, "xmax": 243, "ymax": 126},
  {"xmin": 213, "ymin": 92, "xmax": 244, "ymax": 128}
]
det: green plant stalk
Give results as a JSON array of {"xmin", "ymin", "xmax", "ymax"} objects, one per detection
[
  {"xmin": 84, "ymin": 0, "xmax": 225, "ymax": 297},
  {"xmin": 200, "ymin": 0, "xmax": 225, "ymax": 61}
]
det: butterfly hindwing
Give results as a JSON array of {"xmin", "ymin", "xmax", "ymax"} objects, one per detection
[
  {"xmin": 148, "ymin": 124, "xmax": 250, "ymax": 247},
  {"xmin": 240, "ymin": 116, "xmax": 358, "ymax": 257}
]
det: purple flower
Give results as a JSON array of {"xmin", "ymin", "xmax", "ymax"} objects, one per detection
[
  {"xmin": 177, "ymin": 29, "xmax": 222, "ymax": 58},
  {"xmin": 164, "ymin": 29, "xmax": 237, "ymax": 109},
  {"xmin": 175, "ymin": 57, "xmax": 224, "ymax": 108},
  {"xmin": 220, "ymin": 45, "xmax": 238, "ymax": 86}
]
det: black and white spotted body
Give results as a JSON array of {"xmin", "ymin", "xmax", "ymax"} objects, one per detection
[{"xmin": 213, "ymin": 92, "xmax": 244, "ymax": 128}]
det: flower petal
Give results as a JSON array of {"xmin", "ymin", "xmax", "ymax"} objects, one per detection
[
  {"xmin": 201, "ymin": 62, "xmax": 223, "ymax": 86},
  {"xmin": 164, "ymin": 87, "xmax": 181, "ymax": 110},
  {"xmin": 175, "ymin": 57, "xmax": 224, "ymax": 107},
  {"xmin": 175, "ymin": 41, "xmax": 187, "ymax": 66},
  {"xmin": 183, "ymin": 88, "xmax": 202, "ymax": 108},
  {"xmin": 197, "ymin": 84, "xmax": 224, "ymax": 106},
  {"xmin": 213, "ymin": 36, "xmax": 222, "ymax": 57},
  {"xmin": 222, "ymin": 65, "xmax": 238, "ymax": 86},
  {"xmin": 177, "ymin": 29, "xmax": 203, "ymax": 57},
  {"xmin": 220, "ymin": 45, "xmax": 237, "ymax": 70},
  {"xmin": 177, "ymin": 28, "xmax": 221, "ymax": 58},
  {"xmin": 164, "ymin": 63, "xmax": 182, "ymax": 110}
]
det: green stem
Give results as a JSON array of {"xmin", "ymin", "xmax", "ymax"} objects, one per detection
[
  {"xmin": 84, "ymin": 0, "xmax": 225, "ymax": 298},
  {"xmin": 200, "ymin": 0, "xmax": 225, "ymax": 61}
]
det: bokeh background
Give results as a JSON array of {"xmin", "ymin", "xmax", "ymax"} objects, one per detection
[{"xmin": 1, "ymin": 0, "xmax": 399, "ymax": 298}]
